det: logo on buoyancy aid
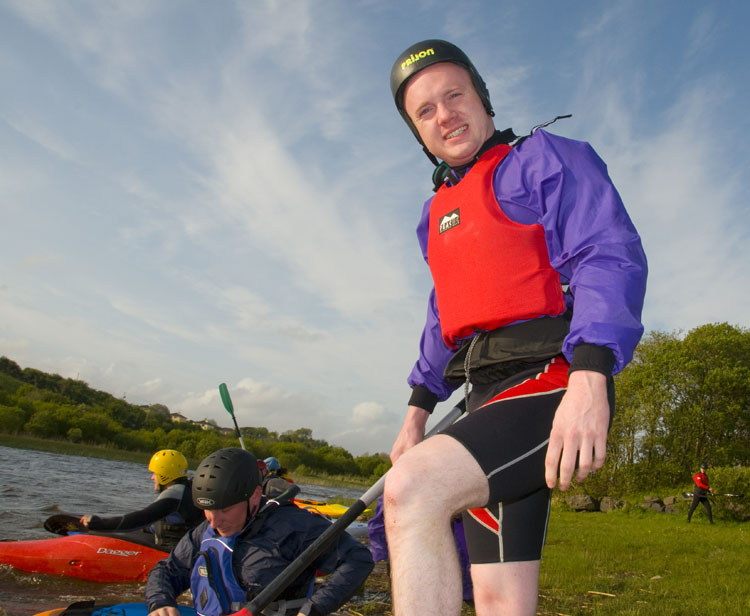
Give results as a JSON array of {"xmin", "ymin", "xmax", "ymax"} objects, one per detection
[
  {"xmin": 198, "ymin": 565, "xmax": 208, "ymax": 577},
  {"xmin": 401, "ymin": 47, "xmax": 435, "ymax": 71},
  {"xmin": 439, "ymin": 208, "xmax": 460, "ymax": 234}
]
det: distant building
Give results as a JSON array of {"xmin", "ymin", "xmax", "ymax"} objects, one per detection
[
  {"xmin": 196, "ymin": 418, "xmax": 219, "ymax": 431},
  {"xmin": 170, "ymin": 412, "xmax": 189, "ymax": 423}
]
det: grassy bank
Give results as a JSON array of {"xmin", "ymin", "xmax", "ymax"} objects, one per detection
[
  {"xmin": 537, "ymin": 508, "xmax": 748, "ymax": 615},
  {"xmin": 348, "ymin": 506, "xmax": 748, "ymax": 616},
  {"xmin": 0, "ymin": 433, "xmax": 152, "ymax": 465}
]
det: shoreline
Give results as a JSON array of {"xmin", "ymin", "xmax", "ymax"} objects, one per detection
[{"xmin": 0, "ymin": 434, "xmax": 372, "ymax": 493}]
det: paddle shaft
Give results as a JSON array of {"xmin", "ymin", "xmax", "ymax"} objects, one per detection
[
  {"xmin": 231, "ymin": 415, "xmax": 246, "ymax": 450},
  {"xmin": 243, "ymin": 400, "xmax": 466, "ymax": 615}
]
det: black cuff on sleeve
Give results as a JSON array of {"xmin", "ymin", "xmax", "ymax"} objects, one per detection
[
  {"xmin": 408, "ymin": 385, "xmax": 439, "ymax": 414},
  {"xmin": 86, "ymin": 515, "xmax": 117, "ymax": 531},
  {"xmin": 569, "ymin": 343, "xmax": 616, "ymax": 376}
]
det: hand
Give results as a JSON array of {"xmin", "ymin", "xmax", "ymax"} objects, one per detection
[
  {"xmin": 390, "ymin": 406, "xmax": 430, "ymax": 463},
  {"xmin": 79, "ymin": 515, "xmax": 92, "ymax": 528},
  {"xmin": 545, "ymin": 370, "xmax": 610, "ymax": 491},
  {"xmin": 148, "ymin": 607, "xmax": 181, "ymax": 616}
]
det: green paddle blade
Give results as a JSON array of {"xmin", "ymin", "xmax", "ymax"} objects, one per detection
[{"xmin": 219, "ymin": 382, "xmax": 234, "ymax": 415}]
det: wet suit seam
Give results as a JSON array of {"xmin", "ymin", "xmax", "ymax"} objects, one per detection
[{"xmin": 486, "ymin": 438, "xmax": 550, "ymax": 480}]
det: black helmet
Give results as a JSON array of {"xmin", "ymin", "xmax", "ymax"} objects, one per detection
[
  {"xmin": 192, "ymin": 447, "xmax": 260, "ymax": 510},
  {"xmin": 390, "ymin": 39, "xmax": 494, "ymax": 146}
]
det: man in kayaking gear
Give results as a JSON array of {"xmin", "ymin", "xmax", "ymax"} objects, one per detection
[
  {"xmin": 263, "ymin": 456, "xmax": 295, "ymax": 498},
  {"xmin": 80, "ymin": 449, "xmax": 203, "ymax": 548},
  {"xmin": 383, "ymin": 39, "xmax": 647, "ymax": 615},
  {"xmin": 145, "ymin": 447, "xmax": 373, "ymax": 616},
  {"xmin": 688, "ymin": 462, "xmax": 714, "ymax": 524}
]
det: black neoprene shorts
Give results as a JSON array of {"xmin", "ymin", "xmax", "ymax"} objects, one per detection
[{"xmin": 441, "ymin": 356, "xmax": 613, "ymax": 564}]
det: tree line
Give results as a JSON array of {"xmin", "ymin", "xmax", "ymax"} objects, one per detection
[
  {"xmin": 584, "ymin": 322, "xmax": 749, "ymax": 502},
  {"xmin": 0, "ymin": 356, "xmax": 389, "ymax": 480},
  {"xmin": 0, "ymin": 321, "xmax": 748, "ymax": 498}
]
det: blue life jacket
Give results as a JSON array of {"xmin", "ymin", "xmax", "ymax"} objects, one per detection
[
  {"xmin": 188, "ymin": 487, "xmax": 310, "ymax": 616},
  {"xmin": 190, "ymin": 526, "xmax": 247, "ymax": 616}
]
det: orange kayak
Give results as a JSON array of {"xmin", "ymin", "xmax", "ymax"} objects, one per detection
[{"xmin": 0, "ymin": 533, "xmax": 167, "ymax": 582}]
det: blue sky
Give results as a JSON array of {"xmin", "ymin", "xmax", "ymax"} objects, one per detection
[{"xmin": 2, "ymin": 1, "xmax": 748, "ymax": 456}]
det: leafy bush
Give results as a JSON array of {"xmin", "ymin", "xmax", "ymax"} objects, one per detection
[
  {"xmin": 709, "ymin": 465, "xmax": 750, "ymax": 521},
  {"xmin": 0, "ymin": 404, "xmax": 27, "ymax": 434}
]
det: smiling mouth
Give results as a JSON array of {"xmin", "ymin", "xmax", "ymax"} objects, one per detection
[{"xmin": 445, "ymin": 126, "xmax": 467, "ymax": 139}]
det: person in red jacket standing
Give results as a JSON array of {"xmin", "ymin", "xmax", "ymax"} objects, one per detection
[{"xmin": 688, "ymin": 462, "xmax": 714, "ymax": 524}]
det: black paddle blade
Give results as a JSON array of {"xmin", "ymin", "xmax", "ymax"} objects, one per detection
[{"xmin": 44, "ymin": 514, "xmax": 86, "ymax": 535}]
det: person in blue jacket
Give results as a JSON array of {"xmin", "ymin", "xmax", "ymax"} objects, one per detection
[
  {"xmin": 383, "ymin": 40, "xmax": 647, "ymax": 615},
  {"xmin": 145, "ymin": 447, "xmax": 373, "ymax": 616}
]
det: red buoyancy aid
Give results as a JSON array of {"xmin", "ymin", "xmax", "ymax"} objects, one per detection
[
  {"xmin": 427, "ymin": 144, "xmax": 565, "ymax": 348},
  {"xmin": 693, "ymin": 472, "xmax": 710, "ymax": 491}
]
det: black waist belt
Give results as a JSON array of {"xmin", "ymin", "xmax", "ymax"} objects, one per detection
[{"xmin": 444, "ymin": 312, "xmax": 571, "ymax": 386}]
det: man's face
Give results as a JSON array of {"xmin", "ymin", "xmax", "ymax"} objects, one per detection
[
  {"xmin": 204, "ymin": 486, "xmax": 262, "ymax": 537},
  {"xmin": 151, "ymin": 473, "xmax": 160, "ymax": 491},
  {"xmin": 403, "ymin": 62, "xmax": 495, "ymax": 167}
]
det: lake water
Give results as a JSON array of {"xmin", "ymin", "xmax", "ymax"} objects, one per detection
[{"xmin": 0, "ymin": 445, "xmax": 369, "ymax": 616}]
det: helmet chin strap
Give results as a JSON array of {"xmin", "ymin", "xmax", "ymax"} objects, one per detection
[
  {"xmin": 246, "ymin": 497, "xmax": 262, "ymax": 522},
  {"xmin": 423, "ymin": 145, "xmax": 440, "ymax": 167}
]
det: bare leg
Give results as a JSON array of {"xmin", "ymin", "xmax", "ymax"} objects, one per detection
[
  {"xmin": 471, "ymin": 561, "xmax": 540, "ymax": 616},
  {"xmin": 384, "ymin": 435, "xmax": 487, "ymax": 616}
]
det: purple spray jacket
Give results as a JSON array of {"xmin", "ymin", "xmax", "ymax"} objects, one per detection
[{"xmin": 408, "ymin": 129, "xmax": 648, "ymax": 401}]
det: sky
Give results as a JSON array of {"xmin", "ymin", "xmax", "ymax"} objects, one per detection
[{"xmin": 1, "ymin": 1, "xmax": 749, "ymax": 456}]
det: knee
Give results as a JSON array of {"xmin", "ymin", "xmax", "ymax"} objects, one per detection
[
  {"xmin": 384, "ymin": 452, "xmax": 451, "ymax": 524},
  {"xmin": 383, "ymin": 459, "xmax": 421, "ymax": 512}
]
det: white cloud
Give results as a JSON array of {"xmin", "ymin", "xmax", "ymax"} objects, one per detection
[
  {"xmin": 5, "ymin": 113, "xmax": 78, "ymax": 162},
  {"xmin": 351, "ymin": 401, "xmax": 389, "ymax": 426},
  {"xmin": 2, "ymin": 1, "xmax": 748, "ymax": 457}
]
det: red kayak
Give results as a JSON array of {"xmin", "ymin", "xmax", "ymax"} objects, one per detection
[{"xmin": 0, "ymin": 532, "xmax": 168, "ymax": 582}]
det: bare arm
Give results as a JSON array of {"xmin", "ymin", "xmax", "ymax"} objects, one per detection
[
  {"xmin": 544, "ymin": 370, "xmax": 610, "ymax": 490},
  {"xmin": 390, "ymin": 405, "xmax": 430, "ymax": 463}
]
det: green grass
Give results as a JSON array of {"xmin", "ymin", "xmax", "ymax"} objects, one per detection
[
  {"xmin": 537, "ymin": 507, "xmax": 749, "ymax": 615},
  {"xmin": 346, "ymin": 505, "xmax": 748, "ymax": 616}
]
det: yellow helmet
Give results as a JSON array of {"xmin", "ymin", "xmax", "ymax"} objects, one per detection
[{"xmin": 148, "ymin": 449, "xmax": 188, "ymax": 485}]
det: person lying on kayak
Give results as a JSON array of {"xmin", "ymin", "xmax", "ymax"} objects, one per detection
[
  {"xmin": 80, "ymin": 449, "xmax": 204, "ymax": 548},
  {"xmin": 145, "ymin": 447, "xmax": 374, "ymax": 616},
  {"xmin": 262, "ymin": 456, "xmax": 295, "ymax": 498}
]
